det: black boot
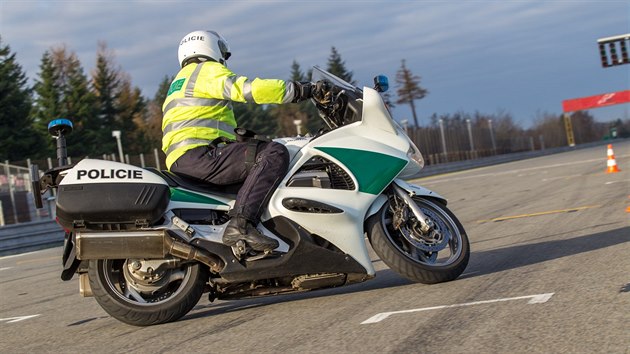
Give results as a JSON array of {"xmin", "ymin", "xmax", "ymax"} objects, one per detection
[{"xmin": 223, "ymin": 217, "xmax": 279, "ymax": 252}]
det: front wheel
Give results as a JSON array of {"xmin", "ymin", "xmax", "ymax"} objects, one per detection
[
  {"xmin": 88, "ymin": 258, "xmax": 207, "ymax": 326},
  {"xmin": 367, "ymin": 197, "xmax": 469, "ymax": 284}
]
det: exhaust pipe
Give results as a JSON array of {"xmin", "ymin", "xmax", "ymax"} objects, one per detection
[{"xmin": 76, "ymin": 230, "xmax": 223, "ymax": 273}]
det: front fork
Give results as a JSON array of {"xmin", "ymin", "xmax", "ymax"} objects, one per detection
[{"xmin": 391, "ymin": 183, "xmax": 435, "ymax": 233}]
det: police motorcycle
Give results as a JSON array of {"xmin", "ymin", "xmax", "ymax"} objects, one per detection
[{"xmin": 32, "ymin": 66, "xmax": 469, "ymax": 326}]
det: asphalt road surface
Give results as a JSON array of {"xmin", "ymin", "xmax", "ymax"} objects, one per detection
[{"xmin": 1, "ymin": 140, "xmax": 629, "ymax": 354}]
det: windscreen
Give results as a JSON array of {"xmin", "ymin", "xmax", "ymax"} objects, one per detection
[{"xmin": 310, "ymin": 66, "xmax": 361, "ymax": 94}]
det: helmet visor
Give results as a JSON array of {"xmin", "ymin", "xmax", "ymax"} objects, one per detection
[{"xmin": 218, "ymin": 39, "xmax": 231, "ymax": 61}]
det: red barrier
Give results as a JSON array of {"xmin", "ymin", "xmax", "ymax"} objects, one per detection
[{"xmin": 562, "ymin": 90, "xmax": 630, "ymax": 112}]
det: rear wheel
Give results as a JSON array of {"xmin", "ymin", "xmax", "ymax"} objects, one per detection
[
  {"xmin": 367, "ymin": 197, "xmax": 469, "ymax": 284},
  {"xmin": 88, "ymin": 258, "xmax": 207, "ymax": 326}
]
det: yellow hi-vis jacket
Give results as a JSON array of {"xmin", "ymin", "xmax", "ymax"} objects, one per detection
[{"xmin": 162, "ymin": 61, "xmax": 297, "ymax": 169}]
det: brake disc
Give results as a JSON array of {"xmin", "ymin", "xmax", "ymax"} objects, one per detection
[
  {"xmin": 400, "ymin": 218, "xmax": 450, "ymax": 252},
  {"xmin": 123, "ymin": 259, "xmax": 184, "ymax": 295}
]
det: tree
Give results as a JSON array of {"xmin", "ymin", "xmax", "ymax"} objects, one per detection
[
  {"xmin": 31, "ymin": 51, "xmax": 61, "ymax": 136},
  {"xmin": 136, "ymin": 75, "xmax": 172, "ymax": 151},
  {"xmin": 395, "ymin": 59, "xmax": 428, "ymax": 127},
  {"xmin": 91, "ymin": 41, "xmax": 122, "ymax": 155},
  {"xmin": 117, "ymin": 73, "xmax": 146, "ymax": 154},
  {"xmin": 270, "ymin": 104, "xmax": 309, "ymax": 136},
  {"xmin": 569, "ymin": 111, "xmax": 606, "ymax": 144},
  {"xmin": 234, "ymin": 103, "xmax": 276, "ymax": 137},
  {"xmin": 31, "ymin": 50, "xmax": 62, "ymax": 158},
  {"xmin": 61, "ymin": 49, "xmax": 98, "ymax": 157},
  {"xmin": 0, "ymin": 37, "xmax": 44, "ymax": 161},
  {"xmin": 32, "ymin": 46, "xmax": 97, "ymax": 158},
  {"xmin": 326, "ymin": 47, "xmax": 354, "ymax": 84},
  {"xmin": 290, "ymin": 60, "xmax": 306, "ymax": 82},
  {"xmin": 381, "ymin": 91, "xmax": 396, "ymax": 109},
  {"xmin": 287, "ymin": 60, "xmax": 321, "ymax": 134},
  {"xmin": 491, "ymin": 110, "xmax": 522, "ymax": 152}
]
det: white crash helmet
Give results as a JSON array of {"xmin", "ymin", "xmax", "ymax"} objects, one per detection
[{"xmin": 178, "ymin": 30, "xmax": 231, "ymax": 68}]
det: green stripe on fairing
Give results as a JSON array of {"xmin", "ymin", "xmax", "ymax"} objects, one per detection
[
  {"xmin": 315, "ymin": 147, "xmax": 407, "ymax": 195},
  {"xmin": 170, "ymin": 188, "xmax": 228, "ymax": 205}
]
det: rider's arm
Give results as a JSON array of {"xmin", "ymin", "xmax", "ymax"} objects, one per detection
[{"xmin": 197, "ymin": 62, "xmax": 311, "ymax": 104}]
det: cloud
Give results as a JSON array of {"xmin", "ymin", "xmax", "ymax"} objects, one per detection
[{"xmin": 1, "ymin": 0, "xmax": 628, "ymax": 126}]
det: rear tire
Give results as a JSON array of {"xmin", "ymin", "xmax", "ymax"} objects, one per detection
[
  {"xmin": 367, "ymin": 197, "xmax": 469, "ymax": 284},
  {"xmin": 88, "ymin": 259, "xmax": 207, "ymax": 326}
]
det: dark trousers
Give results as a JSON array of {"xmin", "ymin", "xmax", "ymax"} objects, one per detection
[{"xmin": 170, "ymin": 142, "xmax": 290, "ymax": 223}]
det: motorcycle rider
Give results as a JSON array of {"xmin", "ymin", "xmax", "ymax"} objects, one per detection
[{"xmin": 162, "ymin": 30, "xmax": 315, "ymax": 252}]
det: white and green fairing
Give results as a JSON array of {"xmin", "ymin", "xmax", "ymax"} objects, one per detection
[
  {"xmin": 159, "ymin": 87, "xmax": 440, "ymax": 276},
  {"xmin": 265, "ymin": 88, "xmax": 432, "ymax": 276},
  {"xmin": 168, "ymin": 187, "xmax": 233, "ymax": 211}
]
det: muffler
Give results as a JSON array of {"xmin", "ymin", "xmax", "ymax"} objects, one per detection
[{"xmin": 76, "ymin": 230, "xmax": 223, "ymax": 273}]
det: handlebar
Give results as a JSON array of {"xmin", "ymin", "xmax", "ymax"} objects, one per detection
[{"xmin": 311, "ymin": 80, "xmax": 348, "ymax": 129}]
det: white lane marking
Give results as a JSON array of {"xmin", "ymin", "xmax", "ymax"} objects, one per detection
[
  {"xmin": 0, "ymin": 267, "xmax": 13, "ymax": 271},
  {"xmin": 0, "ymin": 249, "xmax": 50, "ymax": 260},
  {"xmin": 417, "ymin": 154, "xmax": 629, "ymax": 185},
  {"xmin": 361, "ymin": 293, "xmax": 554, "ymax": 324},
  {"xmin": 0, "ymin": 315, "xmax": 41, "ymax": 323},
  {"xmin": 605, "ymin": 181, "xmax": 626, "ymax": 185},
  {"xmin": 541, "ymin": 174, "xmax": 582, "ymax": 182}
]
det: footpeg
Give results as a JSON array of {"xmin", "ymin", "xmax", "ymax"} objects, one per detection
[
  {"xmin": 230, "ymin": 241, "xmax": 281, "ymax": 262},
  {"xmin": 231, "ymin": 240, "xmax": 250, "ymax": 260}
]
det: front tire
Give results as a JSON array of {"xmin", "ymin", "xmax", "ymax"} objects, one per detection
[
  {"xmin": 88, "ymin": 258, "xmax": 207, "ymax": 326},
  {"xmin": 367, "ymin": 197, "xmax": 469, "ymax": 284}
]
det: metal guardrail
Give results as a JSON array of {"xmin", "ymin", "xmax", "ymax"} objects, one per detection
[
  {"xmin": 415, "ymin": 139, "xmax": 621, "ymax": 178},
  {"xmin": 0, "ymin": 220, "xmax": 64, "ymax": 257}
]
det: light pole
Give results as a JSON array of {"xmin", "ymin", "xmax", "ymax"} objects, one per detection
[
  {"xmin": 112, "ymin": 130, "xmax": 124, "ymax": 163},
  {"xmin": 401, "ymin": 119, "xmax": 409, "ymax": 136},
  {"xmin": 438, "ymin": 119, "xmax": 447, "ymax": 161},
  {"xmin": 466, "ymin": 119, "xmax": 475, "ymax": 152},
  {"xmin": 293, "ymin": 119, "xmax": 302, "ymax": 136},
  {"xmin": 488, "ymin": 119, "xmax": 497, "ymax": 154}
]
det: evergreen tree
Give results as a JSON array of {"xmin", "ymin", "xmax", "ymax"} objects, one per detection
[
  {"xmin": 62, "ymin": 50, "xmax": 98, "ymax": 157},
  {"xmin": 32, "ymin": 47, "xmax": 97, "ymax": 158},
  {"xmin": 290, "ymin": 60, "xmax": 306, "ymax": 81},
  {"xmin": 326, "ymin": 47, "xmax": 354, "ymax": 84},
  {"xmin": 31, "ymin": 51, "xmax": 61, "ymax": 135},
  {"xmin": 395, "ymin": 59, "xmax": 428, "ymax": 127},
  {"xmin": 0, "ymin": 37, "xmax": 44, "ymax": 161},
  {"xmin": 154, "ymin": 75, "xmax": 172, "ymax": 106},
  {"xmin": 270, "ymin": 104, "xmax": 309, "ymax": 137},
  {"xmin": 287, "ymin": 60, "xmax": 321, "ymax": 134},
  {"xmin": 91, "ymin": 41, "xmax": 121, "ymax": 155},
  {"xmin": 234, "ymin": 103, "xmax": 276, "ymax": 137}
]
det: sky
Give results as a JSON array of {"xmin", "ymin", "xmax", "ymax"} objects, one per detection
[{"xmin": 1, "ymin": 0, "xmax": 629, "ymax": 128}]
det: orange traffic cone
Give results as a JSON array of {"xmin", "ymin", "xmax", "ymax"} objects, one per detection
[{"xmin": 606, "ymin": 144, "xmax": 620, "ymax": 173}]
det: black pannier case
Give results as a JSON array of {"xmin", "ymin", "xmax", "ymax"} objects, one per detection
[{"xmin": 56, "ymin": 182, "xmax": 170, "ymax": 230}]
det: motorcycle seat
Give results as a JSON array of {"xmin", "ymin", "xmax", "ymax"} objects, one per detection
[{"xmin": 145, "ymin": 167, "xmax": 239, "ymax": 199}]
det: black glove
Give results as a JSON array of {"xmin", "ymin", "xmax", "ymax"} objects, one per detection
[
  {"xmin": 234, "ymin": 127, "xmax": 256, "ymax": 142},
  {"xmin": 292, "ymin": 81, "xmax": 313, "ymax": 103},
  {"xmin": 312, "ymin": 80, "xmax": 334, "ymax": 104}
]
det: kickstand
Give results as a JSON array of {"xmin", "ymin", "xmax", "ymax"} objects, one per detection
[{"xmin": 244, "ymin": 250, "xmax": 273, "ymax": 262}]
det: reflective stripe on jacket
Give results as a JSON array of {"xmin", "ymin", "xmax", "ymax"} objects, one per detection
[{"xmin": 162, "ymin": 61, "xmax": 296, "ymax": 169}]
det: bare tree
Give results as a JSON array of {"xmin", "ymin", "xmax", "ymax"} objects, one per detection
[{"xmin": 395, "ymin": 59, "xmax": 428, "ymax": 127}]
